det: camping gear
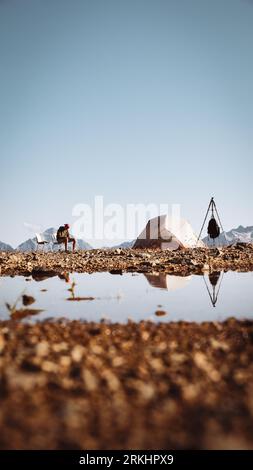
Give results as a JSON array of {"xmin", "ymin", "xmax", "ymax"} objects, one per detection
[
  {"xmin": 35, "ymin": 233, "xmax": 49, "ymax": 251},
  {"xmin": 133, "ymin": 214, "xmax": 205, "ymax": 250},
  {"xmin": 57, "ymin": 226, "xmax": 68, "ymax": 239},
  {"xmin": 197, "ymin": 197, "xmax": 224, "ymax": 245},
  {"xmin": 208, "ymin": 217, "xmax": 220, "ymax": 239}
]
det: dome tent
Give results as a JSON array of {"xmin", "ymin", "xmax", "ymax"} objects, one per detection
[{"xmin": 133, "ymin": 214, "xmax": 205, "ymax": 250}]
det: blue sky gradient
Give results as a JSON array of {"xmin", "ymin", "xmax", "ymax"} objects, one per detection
[{"xmin": 0, "ymin": 0, "xmax": 252, "ymax": 247}]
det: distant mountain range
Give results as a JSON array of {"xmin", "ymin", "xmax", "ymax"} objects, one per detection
[
  {"xmin": 111, "ymin": 240, "xmax": 135, "ymax": 249},
  {"xmin": 0, "ymin": 241, "xmax": 14, "ymax": 252},
  {"xmin": 17, "ymin": 227, "xmax": 93, "ymax": 251},
  {"xmin": 0, "ymin": 227, "xmax": 93, "ymax": 252},
  {"xmin": 202, "ymin": 225, "xmax": 253, "ymax": 247},
  {"xmin": 111, "ymin": 226, "xmax": 253, "ymax": 249},
  {"xmin": 0, "ymin": 225, "xmax": 252, "ymax": 252}
]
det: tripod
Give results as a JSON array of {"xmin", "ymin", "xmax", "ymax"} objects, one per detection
[{"xmin": 197, "ymin": 197, "xmax": 224, "ymax": 246}]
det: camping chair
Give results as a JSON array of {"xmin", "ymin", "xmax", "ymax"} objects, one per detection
[
  {"xmin": 35, "ymin": 233, "xmax": 49, "ymax": 251},
  {"xmin": 52, "ymin": 233, "xmax": 62, "ymax": 251}
]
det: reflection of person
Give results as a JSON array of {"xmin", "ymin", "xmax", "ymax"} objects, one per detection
[
  {"xmin": 57, "ymin": 224, "xmax": 76, "ymax": 252},
  {"xmin": 58, "ymin": 272, "xmax": 70, "ymax": 283}
]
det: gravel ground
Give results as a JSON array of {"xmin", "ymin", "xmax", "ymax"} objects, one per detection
[
  {"xmin": 0, "ymin": 318, "xmax": 253, "ymax": 449},
  {"xmin": 1, "ymin": 244, "xmax": 253, "ymax": 278}
]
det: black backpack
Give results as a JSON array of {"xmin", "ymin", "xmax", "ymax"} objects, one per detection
[
  {"xmin": 207, "ymin": 217, "xmax": 220, "ymax": 239},
  {"xmin": 57, "ymin": 226, "xmax": 67, "ymax": 239}
]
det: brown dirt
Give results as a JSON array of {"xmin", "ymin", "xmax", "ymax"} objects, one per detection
[
  {"xmin": 0, "ymin": 318, "xmax": 253, "ymax": 450},
  {"xmin": 1, "ymin": 244, "xmax": 253, "ymax": 278}
]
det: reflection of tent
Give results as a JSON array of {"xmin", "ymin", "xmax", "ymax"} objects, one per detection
[
  {"xmin": 133, "ymin": 215, "xmax": 205, "ymax": 250},
  {"xmin": 144, "ymin": 273, "xmax": 192, "ymax": 291}
]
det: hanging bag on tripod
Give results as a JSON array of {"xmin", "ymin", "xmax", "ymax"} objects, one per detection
[
  {"xmin": 197, "ymin": 197, "xmax": 224, "ymax": 246},
  {"xmin": 207, "ymin": 217, "xmax": 220, "ymax": 239}
]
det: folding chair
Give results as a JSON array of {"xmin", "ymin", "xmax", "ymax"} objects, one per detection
[{"xmin": 35, "ymin": 233, "xmax": 49, "ymax": 251}]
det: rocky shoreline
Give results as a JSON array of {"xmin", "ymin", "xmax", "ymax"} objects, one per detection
[
  {"xmin": 1, "ymin": 244, "xmax": 253, "ymax": 278},
  {"xmin": 1, "ymin": 245, "xmax": 253, "ymax": 449},
  {"xmin": 0, "ymin": 318, "xmax": 253, "ymax": 449}
]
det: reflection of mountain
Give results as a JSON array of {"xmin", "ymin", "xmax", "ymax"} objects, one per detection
[{"xmin": 144, "ymin": 273, "xmax": 192, "ymax": 291}]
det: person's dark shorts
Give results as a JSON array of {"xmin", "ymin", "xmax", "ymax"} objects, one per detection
[{"xmin": 57, "ymin": 237, "xmax": 75, "ymax": 244}]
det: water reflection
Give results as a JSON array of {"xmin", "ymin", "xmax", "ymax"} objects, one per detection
[
  {"xmin": 144, "ymin": 273, "xmax": 191, "ymax": 291},
  {"xmin": 31, "ymin": 270, "xmax": 70, "ymax": 283},
  {"xmin": 58, "ymin": 272, "xmax": 70, "ymax": 283},
  {"xmin": 31, "ymin": 269, "xmax": 224, "ymax": 306},
  {"xmin": 31, "ymin": 270, "xmax": 57, "ymax": 282},
  {"xmin": 0, "ymin": 270, "xmax": 252, "ymax": 323},
  {"xmin": 203, "ymin": 271, "xmax": 224, "ymax": 308},
  {"xmin": 144, "ymin": 271, "xmax": 224, "ymax": 307}
]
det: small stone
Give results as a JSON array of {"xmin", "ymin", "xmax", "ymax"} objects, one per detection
[
  {"xmin": 155, "ymin": 310, "xmax": 167, "ymax": 316},
  {"xmin": 22, "ymin": 294, "xmax": 35, "ymax": 306},
  {"xmin": 82, "ymin": 369, "xmax": 98, "ymax": 391},
  {"xmin": 71, "ymin": 345, "xmax": 85, "ymax": 362},
  {"xmin": 41, "ymin": 361, "xmax": 58, "ymax": 373},
  {"xmin": 36, "ymin": 341, "xmax": 49, "ymax": 357},
  {"xmin": 59, "ymin": 356, "xmax": 71, "ymax": 367},
  {"xmin": 0, "ymin": 335, "xmax": 5, "ymax": 354}
]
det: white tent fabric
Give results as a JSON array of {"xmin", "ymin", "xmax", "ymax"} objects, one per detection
[
  {"xmin": 133, "ymin": 214, "xmax": 205, "ymax": 250},
  {"xmin": 144, "ymin": 273, "xmax": 192, "ymax": 291}
]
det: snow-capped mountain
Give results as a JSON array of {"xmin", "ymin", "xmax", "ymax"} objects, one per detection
[
  {"xmin": 16, "ymin": 227, "xmax": 93, "ymax": 251},
  {"xmin": 202, "ymin": 225, "xmax": 253, "ymax": 247},
  {"xmin": 0, "ymin": 241, "xmax": 14, "ymax": 252},
  {"xmin": 111, "ymin": 240, "xmax": 135, "ymax": 249},
  {"xmin": 3, "ymin": 225, "xmax": 253, "ymax": 251}
]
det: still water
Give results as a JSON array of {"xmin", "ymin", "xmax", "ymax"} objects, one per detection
[{"xmin": 0, "ymin": 271, "xmax": 252, "ymax": 323}]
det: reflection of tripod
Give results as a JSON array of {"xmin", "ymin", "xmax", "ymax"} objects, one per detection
[{"xmin": 203, "ymin": 271, "xmax": 224, "ymax": 307}]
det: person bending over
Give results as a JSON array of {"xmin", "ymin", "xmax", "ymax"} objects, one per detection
[{"xmin": 56, "ymin": 224, "xmax": 76, "ymax": 252}]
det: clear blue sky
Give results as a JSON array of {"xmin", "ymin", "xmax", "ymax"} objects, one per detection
[{"xmin": 0, "ymin": 0, "xmax": 252, "ymax": 248}]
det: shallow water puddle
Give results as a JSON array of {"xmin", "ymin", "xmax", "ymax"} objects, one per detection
[{"xmin": 0, "ymin": 271, "xmax": 252, "ymax": 323}]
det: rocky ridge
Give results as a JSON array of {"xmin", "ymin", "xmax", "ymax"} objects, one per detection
[{"xmin": 0, "ymin": 244, "xmax": 253, "ymax": 278}]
